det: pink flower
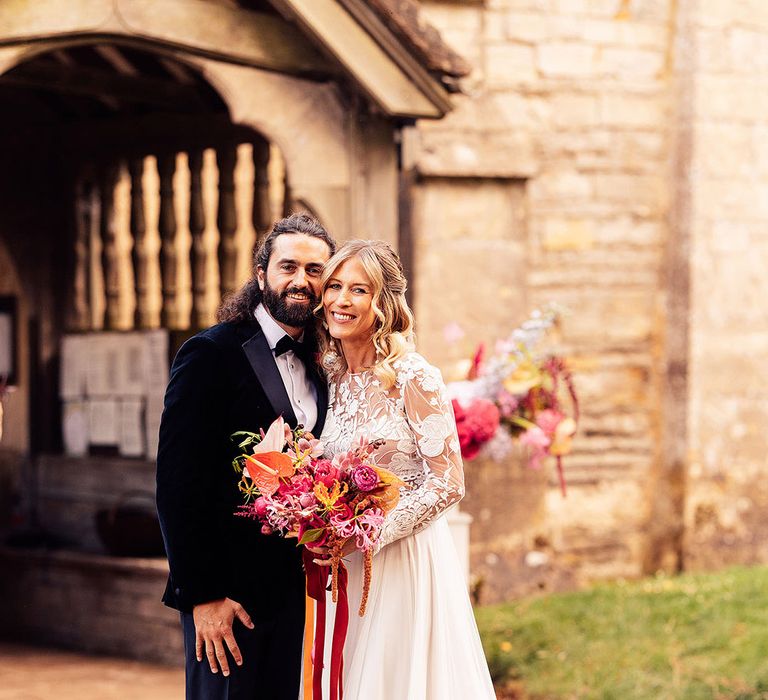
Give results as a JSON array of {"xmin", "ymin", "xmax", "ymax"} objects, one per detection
[
  {"xmin": 329, "ymin": 504, "xmax": 356, "ymax": 539},
  {"xmin": 353, "ymin": 508, "xmax": 385, "ymax": 551},
  {"xmin": 334, "ymin": 452, "xmax": 364, "ymax": 474},
  {"xmin": 519, "ymin": 426, "xmax": 551, "ymax": 470},
  {"xmin": 253, "ymin": 496, "xmax": 269, "ymax": 519},
  {"xmin": 351, "ymin": 465, "xmax": 379, "ymax": 492},
  {"xmin": 298, "ymin": 492, "xmax": 316, "ymax": 509},
  {"xmin": 442, "ymin": 322, "xmax": 465, "ymax": 344},
  {"xmin": 496, "ymin": 390, "xmax": 520, "ymax": 418},
  {"xmin": 536, "ymin": 408, "xmax": 564, "ymax": 436}
]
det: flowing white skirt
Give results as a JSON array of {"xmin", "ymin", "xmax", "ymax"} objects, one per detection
[{"xmin": 312, "ymin": 515, "xmax": 496, "ymax": 699}]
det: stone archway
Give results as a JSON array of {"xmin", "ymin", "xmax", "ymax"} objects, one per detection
[{"xmin": 0, "ymin": 0, "xmax": 357, "ymax": 240}]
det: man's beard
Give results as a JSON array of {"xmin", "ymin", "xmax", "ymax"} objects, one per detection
[{"xmin": 262, "ymin": 279, "xmax": 319, "ymax": 327}]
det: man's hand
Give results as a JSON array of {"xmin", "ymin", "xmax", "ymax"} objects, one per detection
[{"xmin": 193, "ymin": 598, "xmax": 254, "ymax": 676}]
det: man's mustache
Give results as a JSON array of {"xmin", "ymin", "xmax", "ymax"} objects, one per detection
[{"xmin": 281, "ymin": 286, "xmax": 317, "ymax": 300}]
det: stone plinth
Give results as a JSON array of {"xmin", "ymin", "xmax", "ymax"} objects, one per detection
[{"xmin": 0, "ymin": 548, "xmax": 183, "ymax": 665}]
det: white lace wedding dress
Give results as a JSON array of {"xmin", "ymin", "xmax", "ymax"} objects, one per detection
[{"xmin": 317, "ymin": 352, "xmax": 496, "ymax": 699}]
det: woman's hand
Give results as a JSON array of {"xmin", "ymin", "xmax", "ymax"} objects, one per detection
[{"xmin": 306, "ymin": 538, "xmax": 357, "ymax": 566}]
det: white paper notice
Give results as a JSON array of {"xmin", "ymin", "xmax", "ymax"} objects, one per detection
[
  {"xmin": 118, "ymin": 333, "xmax": 146, "ymax": 397},
  {"xmin": 62, "ymin": 400, "xmax": 89, "ymax": 456},
  {"xmin": 88, "ymin": 398, "xmax": 119, "ymax": 445},
  {"xmin": 60, "ymin": 335, "xmax": 88, "ymax": 400},
  {"xmin": 86, "ymin": 334, "xmax": 121, "ymax": 397},
  {"xmin": 144, "ymin": 330, "xmax": 169, "ymax": 394},
  {"xmin": 119, "ymin": 398, "xmax": 145, "ymax": 457}
]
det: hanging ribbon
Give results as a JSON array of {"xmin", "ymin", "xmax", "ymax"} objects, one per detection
[
  {"xmin": 303, "ymin": 548, "xmax": 349, "ymax": 700},
  {"xmin": 302, "ymin": 593, "xmax": 315, "ymax": 700}
]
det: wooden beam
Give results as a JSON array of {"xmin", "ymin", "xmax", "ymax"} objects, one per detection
[
  {"xmin": 270, "ymin": 0, "xmax": 448, "ymax": 119},
  {"xmin": 0, "ymin": 1, "xmax": 335, "ymax": 79},
  {"xmin": 1, "ymin": 60, "xmax": 207, "ymax": 111},
  {"xmin": 335, "ymin": 0, "xmax": 454, "ymax": 114},
  {"xmin": 56, "ymin": 113, "xmax": 260, "ymax": 160},
  {"xmin": 93, "ymin": 45, "xmax": 140, "ymax": 77}
]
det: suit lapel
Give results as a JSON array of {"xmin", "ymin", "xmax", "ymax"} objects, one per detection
[
  {"xmin": 241, "ymin": 327, "xmax": 299, "ymax": 427},
  {"xmin": 309, "ymin": 365, "xmax": 329, "ymax": 436}
]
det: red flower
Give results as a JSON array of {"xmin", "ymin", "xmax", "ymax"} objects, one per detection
[
  {"xmin": 313, "ymin": 459, "xmax": 343, "ymax": 488},
  {"xmin": 453, "ymin": 398, "xmax": 500, "ymax": 460}
]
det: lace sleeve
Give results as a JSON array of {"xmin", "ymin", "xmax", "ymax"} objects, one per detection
[{"xmin": 375, "ymin": 356, "xmax": 465, "ymax": 552}]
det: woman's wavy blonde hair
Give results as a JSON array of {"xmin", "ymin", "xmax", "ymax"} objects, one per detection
[{"xmin": 316, "ymin": 239, "xmax": 415, "ymax": 389}]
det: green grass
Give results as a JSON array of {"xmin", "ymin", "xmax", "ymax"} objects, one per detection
[{"xmin": 476, "ymin": 566, "xmax": 768, "ymax": 699}]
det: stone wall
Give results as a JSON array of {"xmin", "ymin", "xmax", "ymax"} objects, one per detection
[
  {"xmin": 412, "ymin": 0, "xmax": 676, "ymax": 601},
  {"xmin": 682, "ymin": 2, "xmax": 768, "ymax": 570}
]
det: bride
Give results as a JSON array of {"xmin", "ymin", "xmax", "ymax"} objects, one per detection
[{"xmin": 310, "ymin": 239, "xmax": 496, "ymax": 699}]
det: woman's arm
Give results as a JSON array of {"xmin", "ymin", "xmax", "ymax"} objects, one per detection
[{"xmin": 375, "ymin": 356, "xmax": 465, "ymax": 552}]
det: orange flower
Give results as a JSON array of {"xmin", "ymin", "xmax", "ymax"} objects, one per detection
[
  {"xmin": 370, "ymin": 467, "xmax": 406, "ymax": 514},
  {"xmin": 243, "ymin": 451, "xmax": 294, "ymax": 496},
  {"xmin": 313, "ymin": 479, "xmax": 349, "ymax": 510}
]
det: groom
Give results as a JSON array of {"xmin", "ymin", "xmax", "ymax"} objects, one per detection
[{"xmin": 156, "ymin": 213, "xmax": 336, "ymax": 699}]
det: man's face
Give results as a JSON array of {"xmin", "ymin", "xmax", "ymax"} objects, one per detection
[{"xmin": 257, "ymin": 233, "xmax": 332, "ymax": 329}]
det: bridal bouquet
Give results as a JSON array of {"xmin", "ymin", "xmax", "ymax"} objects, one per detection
[
  {"xmin": 446, "ymin": 307, "xmax": 579, "ymax": 496},
  {"xmin": 232, "ymin": 417, "xmax": 404, "ymax": 616}
]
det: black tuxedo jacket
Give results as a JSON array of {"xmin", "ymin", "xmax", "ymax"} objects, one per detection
[{"xmin": 156, "ymin": 319, "xmax": 327, "ymax": 614}]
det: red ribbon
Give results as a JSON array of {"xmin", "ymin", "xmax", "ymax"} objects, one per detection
[{"xmin": 303, "ymin": 549, "xmax": 349, "ymax": 700}]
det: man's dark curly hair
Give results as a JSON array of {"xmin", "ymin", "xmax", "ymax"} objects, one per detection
[{"xmin": 216, "ymin": 213, "xmax": 336, "ymax": 324}]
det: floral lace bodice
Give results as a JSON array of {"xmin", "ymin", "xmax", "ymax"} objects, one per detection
[{"xmin": 320, "ymin": 352, "xmax": 465, "ymax": 552}]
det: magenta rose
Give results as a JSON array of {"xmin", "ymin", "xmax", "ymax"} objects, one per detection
[{"xmin": 351, "ymin": 464, "xmax": 379, "ymax": 492}]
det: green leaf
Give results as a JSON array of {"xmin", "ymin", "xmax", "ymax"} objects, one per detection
[
  {"xmin": 510, "ymin": 415, "xmax": 538, "ymax": 431},
  {"xmin": 298, "ymin": 528, "xmax": 325, "ymax": 545},
  {"xmin": 231, "ymin": 431, "xmax": 262, "ymax": 449}
]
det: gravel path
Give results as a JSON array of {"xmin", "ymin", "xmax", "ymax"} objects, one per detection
[{"xmin": 0, "ymin": 643, "xmax": 184, "ymax": 699}]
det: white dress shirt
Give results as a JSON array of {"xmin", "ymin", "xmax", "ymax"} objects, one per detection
[{"xmin": 254, "ymin": 303, "xmax": 318, "ymax": 432}]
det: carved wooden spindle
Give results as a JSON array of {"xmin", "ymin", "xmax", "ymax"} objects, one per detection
[
  {"xmin": 188, "ymin": 149, "xmax": 209, "ymax": 328},
  {"xmin": 130, "ymin": 158, "xmax": 152, "ymax": 329},
  {"xmin": 87, "ymin": 181, "xmax": 103, "ymax": 329},
  {"xmin": 217, "ymin": 144, "xmax": 238, "ymax": 299},
  {"xmin": 99, "ymin": 164, "xmax": 121, "ymax": 330},
  {"xmin": 158, "ymin": 154, "xmax": 180, "ymax": 328},
  {"xmin": 71, "ymin": 179, "xmax": 92, "ymax": 330},
  {"xmin": 252, "ymin": 139, "xmax": 272, "ymax": 242},
  {"xmin": 233, "ymin": 143, "xmax": 257, "ymax": 287}
]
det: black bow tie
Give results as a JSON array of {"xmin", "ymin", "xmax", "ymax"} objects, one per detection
[{"xmin": 274, "ymin": 335, "xmax": 311, "ymax": 362}]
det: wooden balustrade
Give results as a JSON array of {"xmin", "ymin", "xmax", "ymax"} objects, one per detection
[
  {"xmin": 188, "ymin": 149, "xmax": 208, "ymax": 329},
  {"xmin": 68, "ymin": 137, "xmax": 286, "ymax": 332},
  {"xmin": 99, "ymin": 165, "xmax": 120, "ymax": 330},
  {"xmin": 129, "ymin": 158, "xmax": 151, "ymax": 329},
  {"xmin": 71, "ymin": 180, "xmax": 93, "ymax": 331},
  {"xmin": 216, "ymin": 144, "xmax": 238, "ymax": 300}
]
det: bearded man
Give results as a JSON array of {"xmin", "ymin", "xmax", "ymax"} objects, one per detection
[{"xmin": 156, "ymin": 213, "xmax": 335, "ymax": 699}]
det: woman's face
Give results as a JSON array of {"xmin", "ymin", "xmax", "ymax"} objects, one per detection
[{"xmin": 323, "ymin": 256, "xmax": 378, "ymax": 343}]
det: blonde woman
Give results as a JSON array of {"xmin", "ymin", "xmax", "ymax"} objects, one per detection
[{"xmin": 313, "ymin": 240, "xmax": 495, "ymax": 699}]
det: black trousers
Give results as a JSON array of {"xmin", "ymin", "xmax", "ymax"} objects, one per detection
[{"xmin": 180, "ymin": 608, "xmax": 304, "ymax": 700}]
